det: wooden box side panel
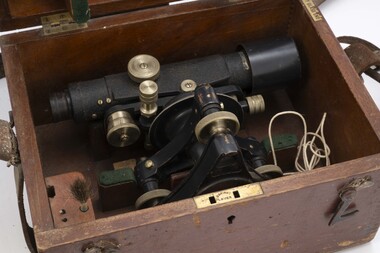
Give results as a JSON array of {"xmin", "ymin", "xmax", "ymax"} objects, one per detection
[
  {"xmin": 1, "ymin": 45, "xmax": 54, "ymax": 232},
  {"xmin": 36, "ymin": 155, "xmax": 380, "ymax": 253},
  {"xmin": 288, "ymin": 0, "xmax": 380, "ymax": 163}
]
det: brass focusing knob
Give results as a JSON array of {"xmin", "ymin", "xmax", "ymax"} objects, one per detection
[
  {"xmin": 106, "ymin": 111, "xmax": 140, "ymax": 147},
  {"xmin": 139, "ymin": 80, "xmax": 158, "ymax": 117},
  {"xmin": 246, "ymin": 95, "xmax": 265, "ymax": 115},
  {"xmin": 128, "ymin": 54, "xmax": 160, "ymax": 83}
]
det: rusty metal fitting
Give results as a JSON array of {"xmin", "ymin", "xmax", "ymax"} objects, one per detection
[{"xmin": 0, "ymin": 119, "xmax": 20, "ymax": 166}]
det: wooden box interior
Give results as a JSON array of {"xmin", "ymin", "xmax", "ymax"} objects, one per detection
[{"xmin": 1, "ymin": 0, "xmax": 380, "ymax": 251}]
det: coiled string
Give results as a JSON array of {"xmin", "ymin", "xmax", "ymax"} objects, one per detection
[{"xmin": 268, "ymin": 111, "xmax": 331, "ymax": 174}]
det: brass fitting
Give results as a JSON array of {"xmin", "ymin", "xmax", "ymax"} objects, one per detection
[
  {"xmin": 106, "ymin": 111, "xmax": 140, "ymax": 147},
  {"xmin": 180, "ymin": 79, "xmax": 197, "ymax": 92},
  {"xmin": 128, "ymin": 54, "xmax": 160, "ymax": 83},
  {"xmin": 139, "ymin": 80, "xmax": 158, "ymax": 117},
  {"xmin": 195, "ymin": 111, "xmax": 240, "ymax": 144},
  {"xmin": 245, "ymin": 95, "xmax": 265, "ymax": 115}
]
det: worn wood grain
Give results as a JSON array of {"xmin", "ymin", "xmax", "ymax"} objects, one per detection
[
  {"xmin": 35, "ymin": 154, "xmax": 380, "ymax": 252},
  {"xmin": 0, "ymin": 0, "xmax": 379, "ymax": 252},
  {"xmin": 288, "ymin": 0, "xmax": 380, "ymax": 162},
  {"xmin": 1, "ymin": 45, "xmax": 54, "ymax": 232}
]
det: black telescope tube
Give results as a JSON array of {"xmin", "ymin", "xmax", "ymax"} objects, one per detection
[
  {"xmin": 50, "ymin": 37, "xmax": 301, "ymax": 122},
  {"xmin": 239, "ymin": 37, "xmax": 301, "ymax": 91}
]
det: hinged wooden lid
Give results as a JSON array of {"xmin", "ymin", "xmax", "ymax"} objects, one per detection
[{"xmin": 0, "ymin": 0, "xmax": 172, "ymax": 31}]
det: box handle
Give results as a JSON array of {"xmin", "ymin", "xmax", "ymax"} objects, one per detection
[
  {"xmin": 338, "ymin": 36, "xmax": 380, "ymax": 83},
  {"xmin": 1, "ymin": 116, "xmax": 36, "ymax": 252},
  {"xmin": 14, "ymin": 165, "xmax": 38, "ymax": 253},
  {"xmin": 0, "ymin": 53, "xmax": 4, "ymax": 79}
]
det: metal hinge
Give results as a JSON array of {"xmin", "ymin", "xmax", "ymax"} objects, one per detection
[
  {"xmin": 0, "ymin": 113, "xmax": 20, "ymax": 167},
  {"xmin": 41, "ymin": 12, "xmax": 88, "ymax": 36}
]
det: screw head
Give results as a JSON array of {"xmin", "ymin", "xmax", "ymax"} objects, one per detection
[
  {"xmin": 106, "ymin": 98, "xmax": 112, "ymax": 104},
  {"xmin": 97, "ymin": 99, "xmax": 104, "ymax": 105},
  {"xmin": 139, "ymin": 63, "xmax": 148, "ymax": 69},
  {"xmin": 120, "ymin": 134, "xmax": 129, "ymax": 142},
  {"xmin": 180, "ymin": 79, "xmax": 197, "ymax": 92},
  {"xmin": 144, "ymin": 160, "xmax": 154, "ymax": 169}
]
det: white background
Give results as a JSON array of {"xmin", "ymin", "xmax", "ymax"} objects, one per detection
[{"xmin": 0, "ymin": 0, "xmax": 379, "ymax": 252}]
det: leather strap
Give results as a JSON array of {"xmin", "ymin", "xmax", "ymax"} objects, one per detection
[
  {"xmin": 14, "ymin": 165, "xmax": 38, "ymax": 253},
  {"xmin": 338, "ymin": 36, "xmax": 380, "ymax": 82},
  {"xmin": 0, "ymin": 53, "xmax": 5, "ymax": 79}
]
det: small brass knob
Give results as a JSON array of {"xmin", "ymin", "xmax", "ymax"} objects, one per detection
[
  {"xmin": 128, "ymin": 54, "xmax": 160, "ymax": 83},
  {"xmin": 246, "ymin": 95, "xmax": 265, "ymax": 115},
  {"xmin": 139, "ymin": 80, "xmax": 158, "ymax": 117},
  {"xmin": 106, "ymin": 111, "xmax": 140, "ymax": 147}
]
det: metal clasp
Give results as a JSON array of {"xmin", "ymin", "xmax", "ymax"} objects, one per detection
[{"xmin": 329, "ymin": 176, "xmax": 374, "ymax": 226}]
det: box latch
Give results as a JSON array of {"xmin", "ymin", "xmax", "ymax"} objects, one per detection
[
  {"xmin": 41, "ymin": 12, "xmax": 88, "ymax": 36},
  {"xmin": 329, "ymin": 176, "xmax": 374, "ymax": 226}
]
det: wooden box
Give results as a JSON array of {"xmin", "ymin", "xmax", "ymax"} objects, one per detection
[{"xmin": 1, "ymin": 0, "xmax": 380, "ymax": 252}]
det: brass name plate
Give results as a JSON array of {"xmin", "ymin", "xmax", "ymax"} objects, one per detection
[
  {"xmin": 302, "ymin": 0, "xmax": 323, "ymax": 22},
  {"xmin": 193, "ymin": 183, "xmax": 264, "ymax": 209},
  {"xmin": 42, "ymin": 12, "xmax": 88, "ymax": 36}
]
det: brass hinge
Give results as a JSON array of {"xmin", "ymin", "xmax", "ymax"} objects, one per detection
[{"xmin": 41, "ymin": 12, "xmax": 88, "ymax": 36}]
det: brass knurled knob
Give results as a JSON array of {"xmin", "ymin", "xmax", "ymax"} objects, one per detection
[
  {"xmin": 106, "ymin": 111, "xmax": 140, "ymax": 147},
  {"xmin": 139, "ymin": 80, "xmax": 158, "ymax": 117},
  {"xmin": 246, "ymin": 94, "xmax": 265, "ymax": 115},
  {"xmin": 128, "ymin": 54, "xmax": 160, "ymax": 83}
]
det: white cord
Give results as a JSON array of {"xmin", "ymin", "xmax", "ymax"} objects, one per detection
[{"xmin": 268, "ymin": 111, "xmax": 330, "ymax": 173}]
